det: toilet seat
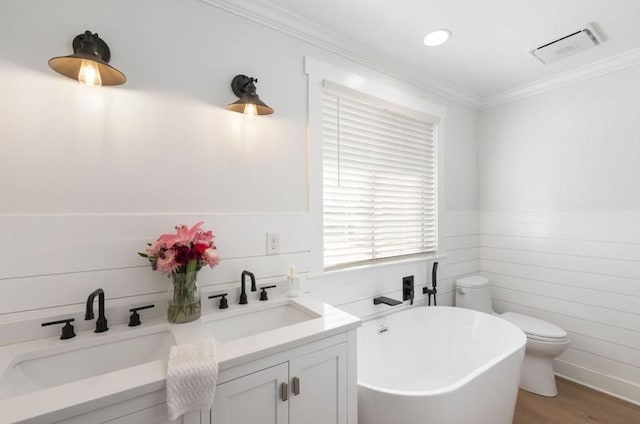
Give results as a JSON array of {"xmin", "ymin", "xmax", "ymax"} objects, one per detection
[
  {"xmin": 525, "ymin": 333, "xmax": 570, "ymax": 343},
  {"xmin": 500, "ymin": 312, "xmax": 568, "ymax": 343}
]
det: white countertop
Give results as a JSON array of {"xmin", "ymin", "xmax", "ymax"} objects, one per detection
[{"xmin": 0, "ymin": 296, "xmax": 360, "ymax": 424}]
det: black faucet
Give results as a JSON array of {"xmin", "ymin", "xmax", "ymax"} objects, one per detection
[
  {"xmin": 239, "ymin": 270, "xmax": 257, "ymax": 305},
  {"xmin": 85, "ymin": 288, "xmax": 109, "ymax": 333},
  {"xmin": 373, "ymin": 296, "xmax": 402, "ymax": 306},
  {"xmin": 423, "ymin": 262, "xmax": 438, "ymax": 306}
]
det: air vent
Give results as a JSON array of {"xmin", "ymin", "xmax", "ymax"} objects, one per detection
[{"xmin": 531, "ymin": 24, "xmax": 602, "ymax": 64}]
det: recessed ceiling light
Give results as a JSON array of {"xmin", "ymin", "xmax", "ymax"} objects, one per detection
[{"xmin": 423, "ymin": 29, "xmax": 452, "ymax": 47}]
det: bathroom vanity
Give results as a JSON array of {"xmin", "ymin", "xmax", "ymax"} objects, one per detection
[{"xmin": 0, "ymin": 297, "xmax": 360, "ymax": 424}]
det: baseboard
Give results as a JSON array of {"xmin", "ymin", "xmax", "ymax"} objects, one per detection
[{"xmin": 554, "ymin": 359, "xmax": 640, "ymax": 406}]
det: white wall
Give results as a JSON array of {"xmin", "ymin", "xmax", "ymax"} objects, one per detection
[
  {"xmin": 0, "ymin": 0, "xmax": 479, "ymax": 333},
  {"xmin": 9, "ymin": 0, "xmax": 636, "ymax": 407},
  {"xmin": 479, "ymin": 65, "xmax": 640, "ymax": 403}
]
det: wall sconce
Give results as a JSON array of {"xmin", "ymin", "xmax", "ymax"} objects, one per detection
[
  {"xmin": 227, "ymin": 75, "xmax": 274, "ymax": 116},
  {"xmin": 48, "ymin": 30, "xmax": 126, "ymax": 87}
]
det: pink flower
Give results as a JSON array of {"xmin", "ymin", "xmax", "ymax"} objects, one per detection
[
  {"xmin": 146, "ymin": 238, "xmax": 165, "ymax": 256},
  {"xmin": 203, "ymin": 248, "xmax": 220, "ymax": 267},
  {"xmin": 194, "ymin": 229, "xmax": 214, "ymax": 245},
  {"xmin": 156, "ymin": 250, "xmax": 178, "ymax": 275},
  {"xmin": 139, "ymin": 222, "xmax": 220, "ymax": 275},
  {"xmin": 175, "ymin": 222, "xmax": 204, "ymax": 245},
  {"xmin": 158, "ymin": 222, "xmax": 214, "ymax": 249}
]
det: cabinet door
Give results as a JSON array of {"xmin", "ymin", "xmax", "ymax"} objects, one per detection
[
  {"xmin": 289, "ymin": 343, "xmax": 347, "ymax": 424},
  {"xmin": 211, "ymin": 363, "xmax": 288, "ymax": 424}
]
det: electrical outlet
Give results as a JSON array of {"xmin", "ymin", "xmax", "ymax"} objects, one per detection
[{"xmin": 267, "ymin": 232, "xmax": 280, "ymax": 255}]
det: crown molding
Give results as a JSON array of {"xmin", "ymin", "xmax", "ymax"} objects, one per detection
[
  {"xmin": 199, "ymin": 0, "xmax": 639, "ymax": 110},
  {"xmin": 481, "ymin": 48, "xmax": 640, "ymax": 109},
  {"xmin": 199, "ymin": 0, "xmax": 481, "ymax": 108}
]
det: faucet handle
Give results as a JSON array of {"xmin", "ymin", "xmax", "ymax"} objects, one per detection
[
  {"xmin": 128, "ymin": 304, "xmax": 155, "ymax": 327},
  {"xmin": 259, "ymin": 285, "xmax": 277, "ymax": 301},
  {"xmin": 208, "ymin": 293, "xmax": 229, "ymax": 309},
  {"xmin": 402, "ymin": 275, "xmax": 414, "ymax": 305},
  {"xmin": 42, "ymin": 318, "xmax": 76, "ymax": 340}
]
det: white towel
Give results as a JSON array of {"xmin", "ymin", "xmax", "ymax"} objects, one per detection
[{"xmin": 166, "ymin": 340, "xmax": 218, "ymax": 420}]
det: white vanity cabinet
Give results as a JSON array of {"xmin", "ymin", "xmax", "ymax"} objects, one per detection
[
  {"xmin": 1, "ymin": 298, "xmax": 360, "ymax": 424},
  {"xmin": 99, "ymin": 404, "xmax": 200, "ymax": 424},
  {"xmin": 211, "ymin": 342, "xmax": 348, "ymax": 424},
  {"xmin": 50, "ymin": 332, "xmax": 355, "ymax": 424},
  {"xmin": 51, "ymin": 390, "xmax": 201, "ymax": 424}
]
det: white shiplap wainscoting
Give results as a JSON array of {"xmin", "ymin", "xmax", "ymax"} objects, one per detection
[
  {"xmin": 480, "ymin": 211, "xmax": 640, "ymax": 404},
  {"xmin": 0, "ymin": 213, "xmax": 311, "ymax": 340},
  {"xmin": 0, "ymin": 211, "xmax": 479, "ymax": 344},
  {"xmin": 307, "ymin": 211, "xmax": 479, "ymax": 320}
]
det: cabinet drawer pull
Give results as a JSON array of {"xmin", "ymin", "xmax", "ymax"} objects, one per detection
[
  {"xmin": 281, "ymin": 381, "xmax": 288, "ymax": 401},
  {"xmin": 292, "ymin": 377, "xmax": 300, "ymax": 396}
]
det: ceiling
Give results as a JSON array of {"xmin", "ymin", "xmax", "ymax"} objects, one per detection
[{"xmin": 263, "ymin": 0, "xmax": 640, "ymax": 99}]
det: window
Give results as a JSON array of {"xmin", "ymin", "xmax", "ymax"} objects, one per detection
[{"xmin": 322, "ymin": 83, "xmax": 438, "ymax": 269}]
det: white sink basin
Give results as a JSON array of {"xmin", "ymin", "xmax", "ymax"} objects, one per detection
[
  {"xmin": 203, "ymin": 300, "xmax": 319, "ymax": 343},
  {"xmin": 0, "ymin": 329, "xmax": 175, "ymax": 400}
]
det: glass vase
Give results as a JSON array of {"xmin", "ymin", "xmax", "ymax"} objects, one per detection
[{"xmin": 168, "ymin": 269, "xmax": 201, "ymax": 323}]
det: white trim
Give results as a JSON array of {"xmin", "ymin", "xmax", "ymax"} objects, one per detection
[
  {"xmin": 555, "ymin": 359, "xmax": 640, "ymax": 406},
  {"xmin": 198, "ymin": 0, "xmax": 480, "ymax": 108},
  {"xmin": 307, "ymin": 60, "xmax": 326, "ymax": 274},
  {"xmin": 482, "ymin": 48, "xmax": 640, "ymax": 109},
  {"xmin": 307, "ymin": 253, "xmax": 447, "ymax": 280},
  {"xmin": 306, "ymin": 57, "xmax": 447, "ymax": 119},
  {"xmin": 321, "ymin": 80, "xmax": 446, "ymax": 122}
]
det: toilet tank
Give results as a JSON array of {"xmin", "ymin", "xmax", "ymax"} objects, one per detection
[{"xmin": 455, "ymin": 276, "xmax": 494, "ymax": 314}]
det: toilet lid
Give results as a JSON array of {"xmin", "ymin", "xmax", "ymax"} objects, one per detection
[{"xmin": 500, "ymin": 312, "xmax": 567, "ymax": 340}]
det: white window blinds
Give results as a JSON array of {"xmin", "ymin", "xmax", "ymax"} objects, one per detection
[{"xmin": 322, "ymin": 84, "xmax": 438, "ymax": 269}]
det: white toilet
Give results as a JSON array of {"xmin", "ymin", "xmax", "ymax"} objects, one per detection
[{"xmin": 455, "ymin": 276, "xmax": 570, "ymax": 397}]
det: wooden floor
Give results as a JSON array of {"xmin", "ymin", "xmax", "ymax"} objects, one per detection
[{"xmin": 513, "ymin": 377, "xmax": 640, "ymax": 424}]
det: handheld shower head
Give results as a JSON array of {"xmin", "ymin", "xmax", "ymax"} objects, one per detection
[{"xmin": 431, "ymin": 262, "xmax": 439, "ymax": 288}]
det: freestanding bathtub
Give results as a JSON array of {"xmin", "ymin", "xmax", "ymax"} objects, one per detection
[{"xmin": 358, "ymin": 306, "xmax": 526, "ymax": 424}]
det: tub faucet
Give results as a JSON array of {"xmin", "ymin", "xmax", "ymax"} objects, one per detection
[
  {"xmin": 373, "ymin": 296, "xmax": 402, "ymax": 306},
  {"xmin": 423, "ymin": 262, "xmax": 438, "ymax": 306},
  {"xmin": 239, "ymin": 270, "xmax": 256, "ymax": 305},
  {"xmin": 85, "ymin": 288, "xmax": 108, "ymax": 333}
]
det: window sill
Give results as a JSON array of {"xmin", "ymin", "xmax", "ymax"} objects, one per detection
[{"xmin": 308, "ymin": 252, "xmax": 447, "ymax": 280}]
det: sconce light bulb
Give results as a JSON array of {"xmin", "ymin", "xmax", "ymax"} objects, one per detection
[
  {"xmin": 78, "ymin": 60, "xmax": 102, "ymax": 87},
  {"xmin": 244, "ymin": 103, "xmax": 257, "ymax": 118}
]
